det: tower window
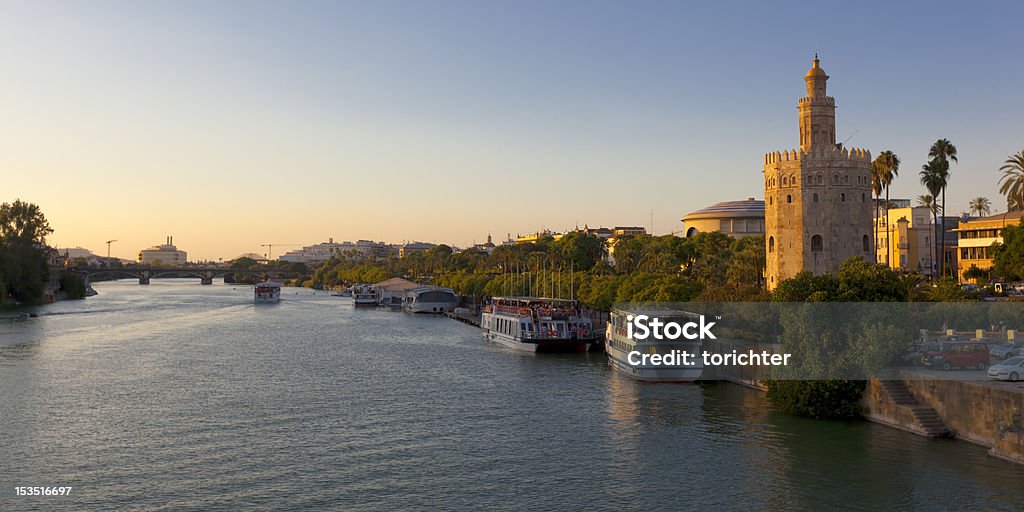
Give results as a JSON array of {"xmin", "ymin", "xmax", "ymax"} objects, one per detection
[
  {"xmin": 769, "ymin": 197, "xmax": 773, "ymax": 205},
  {"xmin": 768, "ymin": 236, "xmax": 775, "ymax": 253},
  {"xmin": 813, "ymin": 193, "xmax": 819, "ymax": 203},
  {"xmin": 786, "ymin": 195, "xmax": 792, "ymax": 204},
  {"xmin": 863, "ymin": 235, "xmax": 870, "ymax": 252},
  {"xmin": 862, "ymin": 193, "xmax": 865, "ymax": 202},
  {"xmin": 811, "ymin": 235, "xmax": 823, "ymax": 252},
  {"xmin": 841, "ymin": 193, "xmax": 846, "ymax": 202}
]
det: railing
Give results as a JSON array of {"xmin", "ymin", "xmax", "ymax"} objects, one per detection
[{"xmin": 521, "ymin": 329, "xmax": 597, "ymax": 341}]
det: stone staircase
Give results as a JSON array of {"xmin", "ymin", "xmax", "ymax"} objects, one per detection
[{"xmin": 878, "ymin": 380, "xmax": 952, "ymax": 438}]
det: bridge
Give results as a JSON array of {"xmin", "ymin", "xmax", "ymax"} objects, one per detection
[{"xmin": 64, "ymin": 266, "xmax": 301, "ymax": 285}]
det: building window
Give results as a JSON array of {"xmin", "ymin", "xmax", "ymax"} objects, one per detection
[
  {"xmin": 786, "ymin": 195, "xmax": 792, "ymax": 204},
  {"xmin": 817, "ymin": 174, "xmax": 823, "ymax": 185},
  {"xmin": 811, "ymin": 235, "xmax": 823, "ymax": 252},
  {"xmin": 841, "ymin": 193, "xmax": 846, "ymax": 202},
  {"xmin": 783, "ymin": 176, "xmax": 788, "ymax": 185},
  {"xmin": 768, "ymin": 236, "xmax": 775, "ymax": 253},
  {"xmin": 769, "ymin": 197, "xmax": 773, "ymax": 205},
  {"xmin": 861, "ymin": 193, "xmax": 865, "ymax": 202},
  {"xmin": 813, "ymin": 193, "xmax": 819, "ymax": 203},
  {"xmin": 863, "ymin": 234, "xmax": 869, "ymax": 252}
]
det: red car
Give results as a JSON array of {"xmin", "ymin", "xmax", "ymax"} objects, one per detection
[{"xmin": 922, "ymin": 342, "xmax": 990, "ymax": 370}]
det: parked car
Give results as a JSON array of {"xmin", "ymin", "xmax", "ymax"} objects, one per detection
[
  {"xmin": 922, "ymin": 342, "xmax": 990, "ymax": 370},
  {"xmin": 898, "ymin": 342, "xmax": 940, "ymax": 366},
  {"xmin": 987, "ymin": 357, "xmax": 1024, "ymax": 381},
  {"xmin": 989, "ymin": 341, "xmax": 1024, "ymax": 360}
]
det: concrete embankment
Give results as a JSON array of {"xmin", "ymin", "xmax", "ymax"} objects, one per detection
[{"xmin": 864, "ymin": 372, "xmax": 1024, "ymax": 464}]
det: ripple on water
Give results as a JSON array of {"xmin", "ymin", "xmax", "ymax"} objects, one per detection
[{"xmin": 1, "ymin": 281, "xmax": 1024, "ymax": 511}]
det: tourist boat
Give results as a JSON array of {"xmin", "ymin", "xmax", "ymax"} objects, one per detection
[
  {"xmin": 351, "ymin": 284, "xmax": 377, "ymax": 306},
  {"xmin": 254, "ymin": 281, "xmax": 282, "ymax": 304},
  {"xmin": 605, "ymin": 307, "xmax": 704, "ymax": 382},
  {"xmin": 404, "ymin": 286, "xmax": 459, "ymax": 314},
  {"xmin": 481, "ymin": 297, "xmax": 597, "ymax": 352}
]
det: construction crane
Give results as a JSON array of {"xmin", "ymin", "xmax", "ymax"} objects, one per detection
[
  {"xmin": 106, "ymin": 239, "xmax": 118, "ymax": 259},
  {"xmin": 260, "ymin": 243, "xmax": 300, "ymax": 261}
]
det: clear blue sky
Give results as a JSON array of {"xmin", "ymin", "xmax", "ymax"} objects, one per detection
[{"xmin": 2, "ymin": 0, "xmax": 1022, "ymax": 259}]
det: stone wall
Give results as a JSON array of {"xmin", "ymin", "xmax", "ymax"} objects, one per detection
[{"xmin": 902, "ymin": 378, "xmax": 1024, "ymax": 463}]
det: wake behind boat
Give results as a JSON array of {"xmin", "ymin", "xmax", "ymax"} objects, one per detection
[{"xmin": 481, "ymin": 296, "xmax": 597, "ymax": 352}]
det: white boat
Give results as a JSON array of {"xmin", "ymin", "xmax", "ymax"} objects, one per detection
[
  {"xmin": 605, "ymin": 307, "xmax": 704, "ymax": 382},
  {"xmin": 404, "ymin": 286, "xmax": 459, "ymax": 314},
  {"xmin": 481, "ymin": 297, "xmax": 596, "ymax": 352},
  {"xmin": 254, "ymin": 281, "xmax": 282, "ymax": 304},
  {"xmin": 351, "ymin": 284, "xmax": 377, "ymax": 306}
]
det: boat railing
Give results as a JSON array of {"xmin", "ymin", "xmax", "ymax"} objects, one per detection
[{"xmin": 521, "ymin": 329, "xmax": 597, "ymax": 341}]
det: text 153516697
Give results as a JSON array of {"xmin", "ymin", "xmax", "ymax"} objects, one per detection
[{"xmin": 15, "ymin": 487, "xmax": 72, "ymax": 496}]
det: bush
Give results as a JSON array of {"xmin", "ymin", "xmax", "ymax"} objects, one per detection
[
  {"xmin": 58, "ymin": 271, "xmax": 87, "ymax": 299},
  {"xmin": 765, "ymin": 380, "xmax": 866, "ymax": 419}
]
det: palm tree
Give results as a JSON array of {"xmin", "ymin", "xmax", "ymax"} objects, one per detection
[
  {"xmin": 920, "ymin": 161, "xmax": 945, "ymax": 280},
  {"xmin": 874, "ymin": 150, "xmax": 900, "ymax": 266},
  {"xmin": 871, "ymin": 160, "xmax": 885, "ymax": 263},
  {"xmin": 968, "ymin": 197, "xmax": 991, "ymax": 218},
  {"xmin": 998, "ymin": 150, "xmax": 1024, "ymax": 211},
  {"xmin": 929, "ymin": 139, "xmax": 957, "ymax": 277},
  {"xmin": 915, "ymin": 194, "xmax": 934, "ymax": 209}
]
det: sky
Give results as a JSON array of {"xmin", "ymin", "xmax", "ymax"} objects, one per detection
[{"xmin": 2, "ymin": 0, "xmax": 1022, "ymax": 261}]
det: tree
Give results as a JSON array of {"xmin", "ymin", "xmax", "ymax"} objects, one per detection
[
  {"xmin": 871, "ymin": 159, "xmax": 885, "ymax": 263},
  {"xmin": 992, "ymin": 224, "xmax": 1024, "ymax": 281},
  {"xmin": 969, "ymin": 197, "xmax": 991, "ymax": 218},
  {"xmin": 998, "ymin": 150, "xmax": 1024, "ymax": 211},
  {"xmin": 962, "ymin": 264, "xmax": 990, "ymax": 284},
  {"xmin": 554, "ymin": 231, "xmax": 604, "ymax": 272},
  {"xmin": 920, "ymin": 160, "xmax": 945, "ymax": 280},
  {"xmin": 0, "ymin": 200, "xmax": 54, "ymax": 304},
  {"xmin": 929, "ymin": 138, "xmax": 958, "ymax": 278},
  {"xmin": 875, "ymin": 150, "xmax": 900, "ymax": 266},
  {"xmin": 726, "ymin": 235, "xmax": 765, "ymax": 286}
]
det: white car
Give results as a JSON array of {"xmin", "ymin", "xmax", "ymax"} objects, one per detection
[{"xmin": 987, "ymin": 357, "xmax": 1024, "ymax": 382}]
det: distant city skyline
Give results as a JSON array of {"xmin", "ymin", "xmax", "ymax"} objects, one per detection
[{"xmin": 5, "ymin": 1, "xmax": 1023, "ymax": 260}]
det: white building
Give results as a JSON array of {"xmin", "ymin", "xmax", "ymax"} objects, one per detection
[
  {"xmin": 279, "ymin": 238, "xmax": 387, "ymax": 264},
  {"xmin": 138, "ymin": 237, "xmax": 187, "ymax": 265}
]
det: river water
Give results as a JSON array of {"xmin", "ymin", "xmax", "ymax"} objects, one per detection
[{"xmin": 1, "ymin": 280, "xmax": 1022, "ymax": 511}]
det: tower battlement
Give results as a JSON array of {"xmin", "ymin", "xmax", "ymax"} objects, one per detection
[
  {"xmin": 797, "ymin": 96, "xmax": 834, "ymax": 105},
  {"xmin": 763, "ymin": 146, "xmax": 871, "ymax": 166}
]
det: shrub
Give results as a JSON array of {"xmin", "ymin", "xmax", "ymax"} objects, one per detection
[{"xmin": 764, "ymin": 380, "xmax": 866, "ymax": 419}]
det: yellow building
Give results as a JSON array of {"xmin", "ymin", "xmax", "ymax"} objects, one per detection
[
  {"xmin": 955, "ymin": 211, "xmax": 1024, "ymax": 282},
  {"xmin": 873, "ymin": 205, "xmax": 935, "ymax": 275}
]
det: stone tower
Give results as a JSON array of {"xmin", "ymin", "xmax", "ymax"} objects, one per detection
[{"xmin": 764, "ymin": 56, "xmax": 873, "ymax": 291}]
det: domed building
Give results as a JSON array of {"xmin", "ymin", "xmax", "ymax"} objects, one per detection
[{"xmin": 681, "ymin": 198, "xmax": 765, "ymax": 239}]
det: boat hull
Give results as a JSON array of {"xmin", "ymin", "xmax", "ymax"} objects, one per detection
[
  {"xmin": 406, "ymin": 301, "xmax": 458, "ymax": 314},
  {"xmin": 605, "ymin": 345, "xmax": 702, "ymax": 382},
  {"xmin": 484, "ymin": 330, "xmax": 590, "ymax": 353}
]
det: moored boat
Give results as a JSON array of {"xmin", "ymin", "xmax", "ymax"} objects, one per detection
[
  {"xmin": 481, "ymin": 296, "xmax": 597, "ymax": 352},
  {"xmin": 404, "ymin": 286, "xmax": 459, "ymax": 314},
  {"xmin": 254, "ymin": 281, "xmax": 282, "ymax": 304},
  {"xmin": 605, "ymin": 307, "xmax": 704, "ymax": 382},
  {"xmin": 352, "ymin": 284, "xmax": 377, "ymax": 306}
]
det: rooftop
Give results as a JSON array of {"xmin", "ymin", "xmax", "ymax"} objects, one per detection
[{"xmin": 683, "ymin": 198, "xmax": 765, "ymax": 221}]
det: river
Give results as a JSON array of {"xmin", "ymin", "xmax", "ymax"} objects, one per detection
[{"xmin": 2, "ymin": 280, "xmax": 1022, "ymax": 511}]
